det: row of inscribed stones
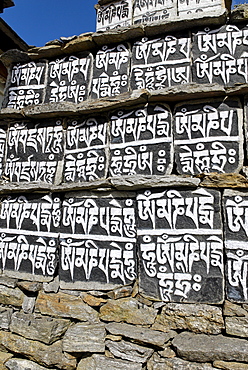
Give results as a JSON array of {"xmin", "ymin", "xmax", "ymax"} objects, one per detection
[
  {"xmin": 0, "ymin": 99, "xmax": 243, "ymax": 183},
  {"xmin": 0, "ymin": 187, "xmax": 246, "ymax": 303},
  {"xmin": 96, "ymin": 0, "xmax": 224, "ymax": 31},
  {"xmin": 3, "ymin": 24, "xmax": 248, "ymax": 109}
]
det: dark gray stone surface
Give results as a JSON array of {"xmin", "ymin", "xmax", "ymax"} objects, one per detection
[
  {"xmin": 91, "ymin": 43, "xmax": 130, "ymax": 99},
  {"xmin": 174, "ymin": 98, "xmax": 243, "ymax": 175},
  {"xmin": 45, "ymin": 53, "xmax": 93, "ymax": 104},
  {"xmin": 136, "ymin": 188, "xmax": 224, "ymax": 302},
  {"xmin": 109, "ymin": 104, "xmax": 173, "ymax": 176}
]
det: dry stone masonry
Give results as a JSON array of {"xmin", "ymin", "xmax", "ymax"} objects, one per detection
[{"xmin": 0, "ymin": 0, "xmax": 248, "ymax": 369}]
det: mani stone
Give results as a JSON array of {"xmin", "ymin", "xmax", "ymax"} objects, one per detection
[
  {"xmin": 106, "ymin": 339, "xmax": 154, "ymax": 363},
  {"xmin": 10, "ymin": 312, "xmax": 70, "ymax": 344},
  {"xmin": 152, "ymin": 303, "xmax": 224, "ymax": 334},
  {"xmin": 62, "ymin": 323, "xmax": 105, "ymax": 353},
  {"xmin": 77, "ymin": 354, "xmax": 142, "ymax": 370},
  {"xmin": 172, "ymin": 332, "xmax": 248, "ymax": 362},
  {"xmin": 99, "ymin": 297, "xmax": 157, "ymax": 325},
  {"xmin": 106, "ymin": 322, "xmax": 175, "ymax": 347},
  {"xmin": 225, "ymin": 316, "xmax": 248, "ymax": 338},
  {"xmin": 96, "ymin": 0, "xmax": 132, "ymax": 31},
  {"xmin": 0, "ymin": 331, "xmax": 77, "ymax": 370},
  {"xmin": 174, "ymin": 98, "xmax": 243, "ymax": 175},
  {"xmin": 5, "ymin": 358, "xmax": 57, "ymax": 370},
  {"xmin": 0, "ymin": 285, "xmax": 25, "ymax": 307},
  {"xmin": 36, "ymin": 291, "xmax": 99, "ymax": 323}
]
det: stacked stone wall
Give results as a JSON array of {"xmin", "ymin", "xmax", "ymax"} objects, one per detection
[{"xmin": 1, "ymin": 4, "xmax": 248, "ymax": 370}]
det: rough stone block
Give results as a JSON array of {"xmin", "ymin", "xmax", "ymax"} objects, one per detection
[
  {"xmin": 59, "ymin": 195, "xmax": 137, "ymax": 287},
  {"xmin": 4, "ymin": 120, "xmax": 64, "ymax": 184},
  {"xmin": 213, "ymin": 360, "xmax": 248, "ymax": 369},
  {"xmin": 225, "ymin": 316, "xmax": 248, "ymax": 338},
  {"xmin": 192, "ymin": 24, "xmax": 248, "ymax": 86},
  {"xmin": 147, "ymin": 356, "xmax": 217, "ymax": 369},
  {"xmin": 2, "ymin": 61, "xmax": 46, "ymax": 109},
  {"xmin": 10, "ymin": 312, "xmax": 70, "ymax": 344},
  {"xmin": 174, "ymin": 98, "xmax": 243, "ymax": 175},
  {"xmin": 223, "ymin": 189, "xmax": 248, "ymax": 302},
  {"xmin": 62, "ymin": 323, "xmax": 105, "ymax": 353},
  {"xmin": 109, "ymin": 104, "xmax": 173, "ymax": 177},
  {"xmin": 64, "ymin": 115, "xmax": 108, "ymax": 182},
  {"xmin": 0, "ymin": 285, "xmax": 25, "ymax": 307},
  {"xmin": 106, "ymin": 339, "xmax": 154, "ymax": 363},
  {"xmin": 0, "ymin": 307, "xmax": 12, "ymax": 330},
  {"xmin": 153, "ymin": 303, "xmax": 224, "ymax": 334},
  {"xmin": 137, "ymin": 188, "xmax": 224, "ymax": 302},
  {"xmin": 77, "ymin": 354, "xmax": 142, "ymax": 370},
  {"xmin": 131, "ymin": 34, "xmax": 191, "ymax": 90},
  {"xmin": 96, "ymin": 0, "xmax": 132, "ymax": 31},
  {"xmin": 100, "ymin": 297, "xmax": 157, "ymax": 325},
  {"xmin": 0, "ymin": 331, "xmax": 77, "ymax": 370},
  {"xmin": 36, "ymin": 291, "xmax": 99, "ymax": 322},
  {"xmin": 0, "ymin": 351, "xmax": 13, "ymax": 370},
  {"xmin": 45, "ymin": 52, "xmax": 93, "ymax": 104},
  {"xmin": 91, "ymin": 43, "xmax": 130, "ymax": 99},
  {"xmin": 173, "ymin": 332, "xmax": 248, "ymax": 362},
  {"xmin": 5, "ymin": 358, "xmax": 56, "ymax": 370},
  {"xmin": 106, "ymin": 322, "xmax": 175, "ymax": 346}
]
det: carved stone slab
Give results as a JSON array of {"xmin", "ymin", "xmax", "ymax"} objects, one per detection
[
  {"xmin": 192, "ymin": 24, "xmax": 248, "ymax": 86},
  {"xmin": 136, "ymin": 188, "xmax": 224, "ymax": 302},
  {"xmin": 223, "ymin": 189, "xmax": 248, "ymax": 302},
  {"xmin": 174, "ymin": 98, "xmax": 243, "ymax": 175},
  {"xmin": 45, "ymin": 53, "xmax": 93, "ymax": 104},
  {"xmin": 133, "ymin": 0, "xmax": 176, "ymax": 25},
  {"xmin": 131, "ymin": 34, "xmax": 191, "ymax": 90},
  {"xmin": 64, "ymin": 116, "xmax": 108, "ymax": 182},
  {"xmin": 0, "ymin": 194, "xmax": 60, "ymax": 279},
  {"xmin": 91, "ymin": 43, "xmax": 130, "ymax": 99},
  {"xmin": 178, "ymin": 0, "xmax": 224, "ymax": 16},
  {"xmin": 3, "ymin": 61, "xmax": 47, "ymax": 109},
  {"xmin": 59, "ymin": 194, "xmax": 137, "ymax": 288},
  {"xmin": 243, "ymin": 95, "xmax": 248, "ymax": 161},
  {"xmin": 0, "ymin": 126, "xmax": 7, "ymax": 179},
  {"xmin": 109, "ymin": 104, "xmax": 173, "ymax": 176},
  {"xmin": 4, "ymin": 120, "xmax": 64, "ymax": 184},
  {"xmin": 96, "ymin": 0, "xmax": 132, "ymax": 31}
]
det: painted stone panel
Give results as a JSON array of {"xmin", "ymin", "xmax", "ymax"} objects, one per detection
[
  {"xmin": 3, "ymin": 61, "xmax": 46, "ymax": 109},
  {"xmin": 0, "ymin": 125, "xmax": 7, "ymax": 179},
  {"xmin": 91, "ymin": 44, "xmax": 130, "ymax": 99},
  {"xmin": 131, "ymin": 34, "xmax": 191, "ymax": 90},
  {"xmin": 223, "ymin": 190, "xmax": 248, "ymax": 302},
  {"xmin": 133, "ymin": 0, "xmax": 176, "ymax": 25},
  {"xmin": 4, "ymin": 120, "xmax": 64, "ymax": 184},
  {"xmin": 96, "ymin": 0, "xmax": 132, "ymax": 31},
  {"xmin": 137, "ymin": 188, "xmax": 224, "ymax": 302},
  {"xmin": 45, "ymin": 53, "xmax": 93, "ymax": 104},
  {"xmin": 60, "ymin": 194, "xmax": 137, "ymax": 287},
  {"xmin": 174, "ymin": 98, "xmax": 243, "ymax": 175},
  {"xmin": 192, "ymin": 24, "xmax": 248, "ymax": 86},
  {"xmin": 0, "ymin": 194, "xmax": 60, "ymax": 278},
  {"xmin": 178, "ymin": 0, "xmax": 224, "ymax": 16},
  {"xmin": 243, "ymin": 95, "xmax": 248, "ymax": 160},
  {"xmin": 64, "ymin": 116, "xmax": 108, "ymax": 182},
  {"xmin": 109, "ymin": 104, "xmax": 173, "ymax": 176}
]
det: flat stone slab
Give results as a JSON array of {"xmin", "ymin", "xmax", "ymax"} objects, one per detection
[
  {"xmin": 5, "ymin": 358, "xmax": 57, "ymax": 370},
  {"xmin": 77, "ymin": 354, "xmax": 142, "ymax": 370},
  {"xmin": 173, "ymin": 332, "xmax": 248, "ymax": 362},
  {"xmin": 106, "ymin": 339, "xmax": 153, "ymax": 363},
  {"xmin": 148, "ymin": 356, "xmax": 218, "ymax": 369},
  {"xmin": 62, "ymin": 323, "xmax": 105, "ymax": 353},
  {"xmin": 225, "ymin": 316, "xmax": 248, "ymax": 338}
]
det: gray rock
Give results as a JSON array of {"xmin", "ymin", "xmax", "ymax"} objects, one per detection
[
  {"xmin": 106, "ymin": 322, "xmax": 176, "ymax": 347},
  {"xmin": 22, "ymin": 295, "xmax": 36, "ymax": 314},
  {"xmin": 213, "ymin": 360, "xmax": 248, "ymax": 369},
  {"xmin": 43, "ymin": 276, "xmax": 59, "ymax": 293},
  {"xmin": 147, "ymin": 356, "xmax": 217, "ymax": 369},
  {"xmin": 0, "ymin": 307, "xmax": 12, "ymax": 330},
  {"xmin": 110, "ymin": 175, "xmax": 200, "ymax": 190},
  {"xmin": 78, "ymin": 354, "xmax": 142, "ymax": 370},
  {"xmin": 10, "ymin": 312, "xmax": 70, "ymax": 344},
  {"xmin": 106, "ymin": 340, "xmax": 153, "ymax": 363},
  {"xmin": 153, "ymin": 303, "xmax": 224, "ymax": 334},
  {"xmin": 5, "ymin": 358, "xmax": 56, "ymax": 370},
  {"xmin": 0, "ymin": 49, "xmax": 30, "ymax": 68},
  {"xmin": 225, "ymin": 317, "xmax": 248, "ymax": 337},
  {"xmin": 173, "ymin": 332, "xmax": 248, "ymax": 362},
  {"xmin": 0, "ymin": 285, "xmax": 25, "ymax": 307},
  {"xmin": 63, "ymin": 323, "xmax": 105, "ymax": 353},
  {"xmin": 223, "ymin": 301, "xmax": 247, "ymax": 316}
]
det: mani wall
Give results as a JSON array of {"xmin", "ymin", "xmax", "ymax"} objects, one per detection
[{"xmin": 1, "ymin": 2, "xmax": 248, "ymax": 370}]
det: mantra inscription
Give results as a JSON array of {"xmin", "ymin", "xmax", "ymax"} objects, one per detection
[{"xmin": 4, "ymin": 24, "xmax": 248, "ymax": 109}]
